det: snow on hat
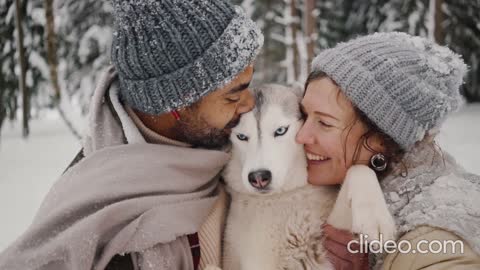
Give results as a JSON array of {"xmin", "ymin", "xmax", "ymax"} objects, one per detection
[
  {"xmin": 311, "ymin": 32, "xmax": 467, "ymax": 150},
  {"xmin": 110, "ymin": 0, "xmax": 263, "ymax": 115}
]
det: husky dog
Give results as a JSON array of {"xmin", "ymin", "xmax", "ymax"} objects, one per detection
[{"xmin": 219, "ymin": 85, "xmax": 396, "ymax": 270}]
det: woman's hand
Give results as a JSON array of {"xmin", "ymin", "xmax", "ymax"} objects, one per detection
[{"xmin": 323, "ymin": 224, "xmax": 369, "ymax": 270}]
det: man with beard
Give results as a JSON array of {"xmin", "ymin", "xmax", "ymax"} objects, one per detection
[{"xmin": 0, "ymin": 0, "xmax": 263, "ymax": 270}]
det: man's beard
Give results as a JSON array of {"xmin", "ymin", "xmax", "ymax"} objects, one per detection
[{"xmin": 172, "ymin": 114, "xmax": 241, "ymax": 150}]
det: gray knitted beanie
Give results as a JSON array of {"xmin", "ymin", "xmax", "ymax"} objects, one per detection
[
  {"xmin": 110, "ymin": 0, "xmax": 263, "ymax": 115},
  {"xmin": 311, "ymin": 32, "xmax": 467, "ymax": 150}
]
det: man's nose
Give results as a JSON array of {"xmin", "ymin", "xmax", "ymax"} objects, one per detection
[{"xmin": 236, "ymin": 90, "xmax": 255, "ymax": 115}]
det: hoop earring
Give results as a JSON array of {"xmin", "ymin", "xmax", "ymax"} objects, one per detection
[{"xmin": 370, "ymin": 153, "xmax": 387, "ymax": 172}]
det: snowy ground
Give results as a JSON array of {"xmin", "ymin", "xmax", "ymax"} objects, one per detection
[
  {"xmin": 0, "ymin": 105, "xmax": 479, "ymax": 252},
  {"xmin": 436, "ymin": 105, "xmax": 480, "ymax": 173},
  {"xmin": 0, "ymin": 111, "xmax": 80, "ymax": 251}
]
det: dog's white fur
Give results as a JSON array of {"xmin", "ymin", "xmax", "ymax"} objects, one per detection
[{"xmin": 213, "ymin": 85, "xmax": 396, "ymax": 270}]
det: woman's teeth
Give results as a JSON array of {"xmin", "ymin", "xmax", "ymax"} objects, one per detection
[{"xmin": 306, "ymin": 153, "xmax": 328, "ymax": 161}]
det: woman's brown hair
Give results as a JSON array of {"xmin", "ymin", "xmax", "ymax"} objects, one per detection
[{"xmin": 304, "ymin": 70, "xmax": 406, "ymax": 179}]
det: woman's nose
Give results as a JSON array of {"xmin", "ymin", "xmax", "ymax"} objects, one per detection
[{"xmin": 296, "ymin": 122, "xmax": 315, "ymax": 145}]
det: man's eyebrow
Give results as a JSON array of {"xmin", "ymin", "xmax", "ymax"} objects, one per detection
[{"xmin": 227, "ymin": 82, "xmax": 251, "ymax": 94}]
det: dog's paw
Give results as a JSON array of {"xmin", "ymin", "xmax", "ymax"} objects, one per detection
[
  {"xmin": 346, "ymin": 165, "xmax": 397, "ymax": 243},
  {"xmin": 350, "ymin": 193, "xmax": 397, "ymax": 243}
]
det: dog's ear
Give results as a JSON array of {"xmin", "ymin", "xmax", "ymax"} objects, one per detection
[{"xmin": 287, "ymin": 82, "xmax": 305, "ymax": 101}]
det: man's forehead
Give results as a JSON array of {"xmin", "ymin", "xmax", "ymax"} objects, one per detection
[
  {"xmin": 209, "ymin": 66, "xmax": 254, "ymax": 96},
  {"xmin": 227, "ymin": 68, "xmax": 254, "ymax": 92},
  {"xmin": 227, "ymin": 81, "xmax": 251, "ymax": 94}
]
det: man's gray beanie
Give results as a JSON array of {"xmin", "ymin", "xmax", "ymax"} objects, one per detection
[
  {"xmin": 110, "ymin": 0, "xmax": 263, "ymax": 115},
  {"xmin": 312, "ymin": 32, "xmax": 467, "ymax": 150}
]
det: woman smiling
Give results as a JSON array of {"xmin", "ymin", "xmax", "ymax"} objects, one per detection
[{"xmin": 297, "ymin": 32, "xmax": 480, "ymax": 269}]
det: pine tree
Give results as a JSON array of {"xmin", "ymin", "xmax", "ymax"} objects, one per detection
[
  {"xmin": 44, "ymin": 0, "xmax": 81, "ymax": 139},
  {"xmin": 0, "ymin": 0, "xmax": 19, "ymax": 133},
  {"xmin": 304, "ymin": 0, "xmax": 316, "ymax": 73},
  {"xmin": 444, "ymin": 0, "xmax": 480, "ymax": 102},
  {"xmin": 15, "ymin": 0, "xmax": 29, "ymax": 137},
  {"xmin": 0, "ymin": 0, "xmax": 47, "ymax": 135},
  {"xmin": 56, "ymin": 0, "xmax": 114, "ymax": 115},
  {"xmin": 25, "ymin": 0, "xmax": 49, "ymax": 105},
  {"xmin": 232, "ymin": 0, "xmax": 287, "ymax": 83},
  {"xmin": 315, "ymin": 0, "xmax": 352, "ymax": 49}
]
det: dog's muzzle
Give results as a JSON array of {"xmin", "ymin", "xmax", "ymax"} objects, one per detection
[{"xmin": 248, "ymin": 170, "xmax": 272, "ymax": 190}]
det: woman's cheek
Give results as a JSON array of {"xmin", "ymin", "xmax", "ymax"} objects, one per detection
[{"xmin": 308, "ymin": 131, "xmax": 349, "ymax": 186}]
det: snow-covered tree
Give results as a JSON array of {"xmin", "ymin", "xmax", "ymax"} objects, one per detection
[
  {"xmin": 55, "ymin": 0, "xmax": 114, "ymax": 115},
  {"xmin": 234, "ymin": 0, "xmax": 313, "ymax": 84},
  {"xmin": 0, "ymin": 0, "xmax": 49, "ymax": 135},
  {"xmin": 2, "ymin": 0, "xmax": 479, "ymax": 138},
  {"xmin": 0, "ymin": 0, "xmax": 19, "ymax": 132},
  {"xmin": 444, "ymin": 0, "xmax": 480, "ymax": 102},
  {"xmin": 232, "ymin": 0, "xmax": 287, "ymax": 83}
]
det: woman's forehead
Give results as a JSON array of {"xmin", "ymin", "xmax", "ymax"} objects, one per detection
[{"xmin": 303, "ymin": 79, "xmax": 355, "ymax": 117}]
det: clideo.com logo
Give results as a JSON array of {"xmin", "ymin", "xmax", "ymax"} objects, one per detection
[{"xmin": 347, "ymin": 234, "xmax": 464, "ymax": 254}]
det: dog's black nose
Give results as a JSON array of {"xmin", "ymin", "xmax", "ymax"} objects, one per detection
[{"xmin": 248, "ymin": 170, "xmax": 272, "ymax": 190}]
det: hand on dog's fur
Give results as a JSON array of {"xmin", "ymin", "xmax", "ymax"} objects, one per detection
[{"xmin": 323, "ymin": 224, "xmax": 369, "ymax": 270}]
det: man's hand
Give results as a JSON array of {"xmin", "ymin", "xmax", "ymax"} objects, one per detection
[{"xmin": 323, "ymin": 224, "xmax": 369, "ymax": 270}]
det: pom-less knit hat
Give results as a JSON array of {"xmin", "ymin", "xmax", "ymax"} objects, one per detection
[
  {"xmin": 111, "ymin": 0, "xmax": 263, "ymax": 115},
  {"xmin": 312, "ymin": 32, "xmax": 467, "ymax": 150}
]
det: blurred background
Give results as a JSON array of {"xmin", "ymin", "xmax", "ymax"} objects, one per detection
[{"xmin": 1, "ymin": 0, "xmax": 479, "ymax": 251}]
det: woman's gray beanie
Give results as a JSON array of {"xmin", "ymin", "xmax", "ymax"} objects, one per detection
[
  {"xmin": 110, "ymin": 0, "xmax": 263, "ymax": 115},
  {"xmin": 311, "ymin": 32, "xmax": 467, "ymax": 150}
]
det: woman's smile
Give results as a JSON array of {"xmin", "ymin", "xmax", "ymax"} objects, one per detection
[{"xmin": 305, "ymin": 150, "xmax": 331, "ymax": 165}]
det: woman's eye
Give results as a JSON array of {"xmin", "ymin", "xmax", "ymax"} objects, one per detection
[
  {"xmin": 236, "ymin": 133, "xmax": 249, "ymax": 141},
  {"xmin": 318, "ymin": 121, "xmax": 333, "ymax": 128},
  {"xmin": 274, "ymin": 126, "xmax": 289, "ymax": 137}
]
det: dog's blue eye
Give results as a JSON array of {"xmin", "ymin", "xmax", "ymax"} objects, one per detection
[
  {"xmin": 274, "ymin": 126, "xmax": 289, "ymax": 137},
  {"xmin": 236, "ymin": 133, "xmax": 249, "ymax": 141}
]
